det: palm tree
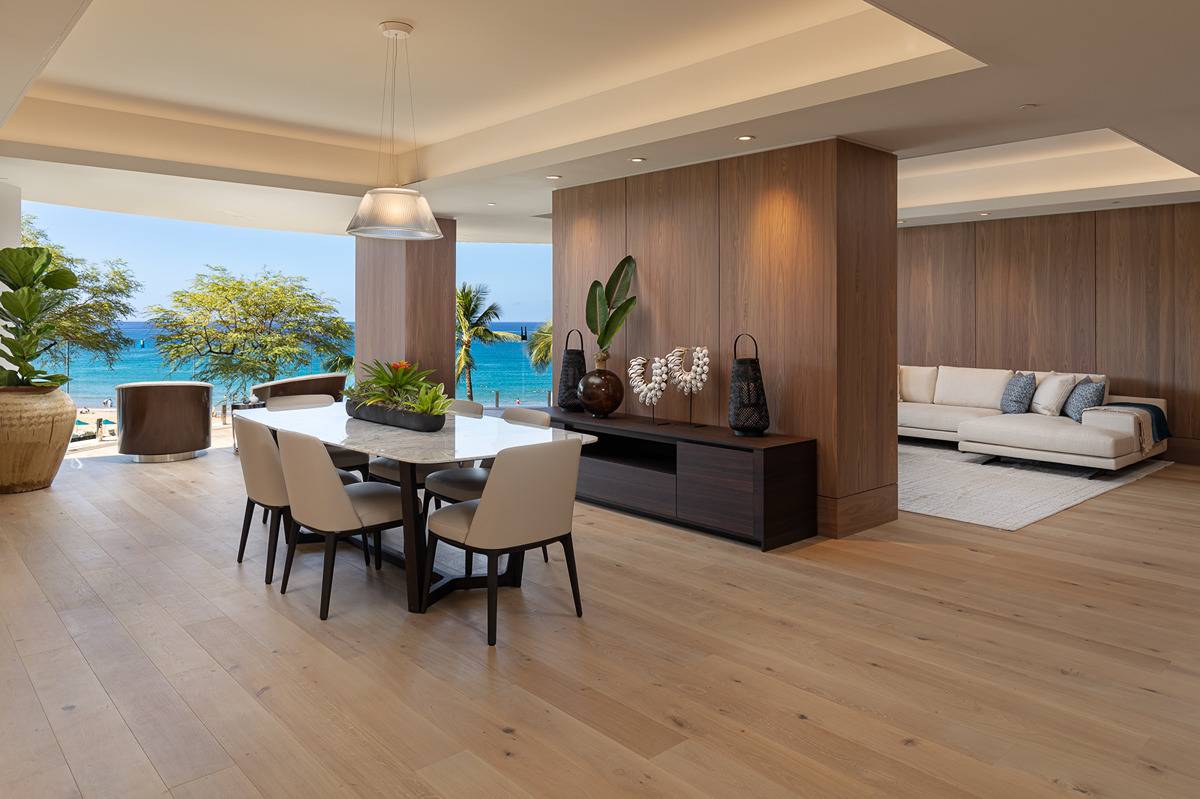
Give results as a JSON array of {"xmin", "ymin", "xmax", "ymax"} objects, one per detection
[
  {"xmin": 527, "ymin": 321, "xmax": 552, "ymax": 373},
  {"xmin": 455, "ymin": 282, "xmax": 518, "ymax": 400}
]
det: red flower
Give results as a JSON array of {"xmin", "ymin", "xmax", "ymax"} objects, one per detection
[{"xmin": 396, "ymin": 360, "xmax": 410, "ymax": 369}]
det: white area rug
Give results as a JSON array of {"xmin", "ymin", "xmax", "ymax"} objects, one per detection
[{"xmin": 898, "ymin": 440, "xmax": 1171, "ymax": 530}]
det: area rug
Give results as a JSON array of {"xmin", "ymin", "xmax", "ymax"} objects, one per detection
[{"xmin": 898, "ymin": 440, "xmax": 1171, "ymax": 530}]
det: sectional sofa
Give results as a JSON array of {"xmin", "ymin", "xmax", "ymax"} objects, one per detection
[{"xmin": 898, "ymin": 365, "xmax": 1168, "ymax": 470}]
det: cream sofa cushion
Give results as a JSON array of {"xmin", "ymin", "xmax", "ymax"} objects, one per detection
[
  {"xmin": 1034, "ymin": 371, "xmax": 1109, "ymax": 403},
  {"xmin": 1030, "ymin": 372, "xmax": 1077, "ymax": 416},
  {"xmin": 933, "ymin": 366, "xmax": 1013, "ymax": 410},
  {"xmin": 958, "ymin": 414, "xmax": 1136, "ymax": 458},
  {"xmin": 898, "ymin": 403, "xmax": 1001, "ymax": 432},
  {"xmin": 898, "ymin": 365, "xmax": 939, "ymax": 404}
]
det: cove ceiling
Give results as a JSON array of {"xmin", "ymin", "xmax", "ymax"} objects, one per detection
[{"xmin": 1, "ymin": 0, "xmax": 1198, "ymax": 240}]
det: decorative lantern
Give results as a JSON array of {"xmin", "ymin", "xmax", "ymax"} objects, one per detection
[
  {"xmin": 557, "ymin": 328, "xmax": 586, "ymax": 411},
  {"xmin": 728, "ymin": 333, "xmax": 769, "ymax": 436}
]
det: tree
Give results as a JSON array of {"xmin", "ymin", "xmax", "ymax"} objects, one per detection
[
  {"xmin": 526, "ymin": 320, "xmax": 552, "ymax": 373},
  {"xmin": 19, "ymin": 215, "xmax": 141, "ymax": 372},
  {"xmin": 455, "ymin": 282, "xmax": 518, "ymax": 400},
  {"xmin": 148, "ymin": 266, "xmax": 352, "ymax": 401}
]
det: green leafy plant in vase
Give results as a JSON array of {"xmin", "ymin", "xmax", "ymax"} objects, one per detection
[
  {"xmin": 0, "ymin": 246, "xmax": 80, "ymax": 492},
  {"xmin": 579, "ymin": 255, "xmax": 637, "ymax": 417},
  {"xmin": 343, "ymin": 359, "xmax": 453, "ymax": 432}
]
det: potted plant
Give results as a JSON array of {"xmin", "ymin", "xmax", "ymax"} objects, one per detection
[
  {"xmin": 578, "ymin": 255, "xmax": 637, "ymax": 417},
  {"xmin": 0, "ymin": 246, "xmax": 80, "ymax": 492},
  {"xmin": 343, "ymin": 359, "xmax": 453, "ymax": 432}
]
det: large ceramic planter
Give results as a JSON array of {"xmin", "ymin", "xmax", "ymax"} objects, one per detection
[
  {"xmin": 578, "ymin": 352, "xmax": 624, "ymax": 418},
  {"xmin": 0, "ymin": 386, "xmax": 76, "ymax": 493},
  {"xmin": 346, "ymin": 398, "xmax": 446, "ymax": 432}
]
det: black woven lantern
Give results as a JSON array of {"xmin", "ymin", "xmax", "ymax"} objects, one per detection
[
  {"xmin": 728, "ymin": 333, "xmax": 769, "ymax": 436},
  {"xmin": 557, "ymin": 328, "xmax": 586, "ymax": 411}
]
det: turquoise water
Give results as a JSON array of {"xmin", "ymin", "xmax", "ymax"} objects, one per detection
[{"xmin": 50, "ymin": 321, "xmax": 551, "ymax": 407}]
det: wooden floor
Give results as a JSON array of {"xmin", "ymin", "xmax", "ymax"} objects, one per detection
[{"xmin": 2, "ymin": 443, "xmax": 1199, "ymax": 799}]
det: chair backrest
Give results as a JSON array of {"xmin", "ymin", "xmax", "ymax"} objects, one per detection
[
  {"xmin": 233, "ymin": 417, "xmax": 289, "ymax": 507},
  {"xmin": 266, "ymin": 393, "xmax": 334, "ymax": 411},
  {"xmin": 450, "ymin": 398, "xmax": 485, "ymax": 417},
  {"xmin": 466, "ymin": 438, "xmax": 582, "ymax": 550},
  {"xmin": 500, "ymin": 407, "xmax": 551, "ymax": 427},
  {"xmin": 276, "ymin": 430, "xmax": 362, "ymax": 532}
]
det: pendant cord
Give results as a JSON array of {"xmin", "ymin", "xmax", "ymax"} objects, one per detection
[
  {"xmin": 374, "ymin": 35, "xmax": 390, "ymax": 187},
  {"xmin": 403, "ymin": 35, "xmax": 420, "ymax": 184},
  {"xmin": 390, "ymin": 36, "xmax": 399, "ymax": 186}
]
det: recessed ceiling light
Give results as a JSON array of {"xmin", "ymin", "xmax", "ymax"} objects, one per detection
[
  {"xmin": 487, "ymin": 202, "xmax": 497, "ymax": 206},
  {"xmin": 1111, "ymin": 200, "xmax": 1121, "ymax": 205},
  {"xmin": 978, "ymin": 212, "xmax": 990, "ymax": 216},
  {"xmin": 630, "ymin": 157, "xmax": 646, "ymax": 163},
  {"xmin": 736, "ymin": 135, "xmax": 756, "ymax": 141},
  {"xmin": 545, "ymin": 175, "xmax": 562, "ymax": 180},
  {"xmin": 897, "ymin": 219, "xmax": 905, "ymax": 224},
  {"xmin": 1017, "ymin": 103, "xmax": 1040, "ymax": 110}
]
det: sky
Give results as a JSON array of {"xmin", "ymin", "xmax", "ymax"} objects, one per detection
[{"xmin": 21, "ymin": 201, "xmax": 552, "ymax": 323}]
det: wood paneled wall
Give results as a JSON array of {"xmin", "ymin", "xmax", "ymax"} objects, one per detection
[
  {"xmin": 554, "ymin": 139, "xmax": 899, "ymax": 535},
  {"xmin": 354, "ymin": 219, "xmax": 456, "ymax": 389},
  {"xmin": 898, "ymin": 203, "xmax": 1200, "ymax": 463}
]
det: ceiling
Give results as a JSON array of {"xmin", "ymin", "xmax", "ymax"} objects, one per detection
[{"xmin": 2, "ymin": 0, "xmax": 1199, "ymax": 241}]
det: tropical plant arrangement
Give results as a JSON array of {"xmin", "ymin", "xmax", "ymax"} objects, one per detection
[
  {"xmin": 0, "ymin": 246, "xmax": 83, "ymax": 492},
  {"xmin": 343, "ymin": 359, "xmax": 453, "ymax": 432},
  {"xmin": 577, "ymin": 255, "xmax": 637, "ymax": 417}
]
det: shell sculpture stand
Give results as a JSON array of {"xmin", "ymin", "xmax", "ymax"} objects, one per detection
[
  {"xmin": 667, "ymin": 346, "xmax": 710, "ymax": 426},
  {"xmin": 628, "ymin": 355, "xmax": 668, "ymax": 424}
]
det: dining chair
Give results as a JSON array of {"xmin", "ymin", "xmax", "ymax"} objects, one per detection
[
  {"xmin": 367, "ymin": 397, "xmax": 487, "ymax": 485},
  {"xmin": 266, "ymin": 392, "xmax": 370, "ymax": 484},
  {"xmin": 276, "ymin": 430, "xmax": 406, "ymax": 619},
  {"xmin": 232, "ymin": 417, "xmax": 361, "ymax": 584},
  {"xmin": 424, "ymin": 437, "xmax": 583, "ymax": 645},
  {"xmin": 422, "ymin": 407, "xmax": 553, "ymax": 568}
]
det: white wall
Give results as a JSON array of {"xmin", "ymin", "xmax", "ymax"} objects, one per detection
[{"xmin": 0, "ymin": 182, "xmax": 19, "ymax": 247}]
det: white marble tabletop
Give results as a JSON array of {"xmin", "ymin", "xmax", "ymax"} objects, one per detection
[{"xmin": 234, "ymin": 401, "xmax": 596, "ymax": 464}]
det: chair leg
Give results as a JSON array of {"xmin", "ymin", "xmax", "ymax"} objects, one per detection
[
  {"xmin": 280, "ymin": 519, "xmax": 299, "ymax": 594},
  {"xmin": 261, "ymin": 506, "xmax": 269, "ymax": 524},
  {"xmin": 319, "ymin": 535, "xmax": 338, "ymax": 620},
  {"xmin": 434, "ymin": 496, "xmax": 443, "ymax": 510},
  {"xmin": 422, "ymin": 535, "xmax": 440, "ymax": 612},
  {"xmin": 541, "ymin": 544, "xmax": 549, "ymax": 563},
  {"xmin": 561, "ymin": 534, "xmax": 582, "ymax": 618},
  {"xmin": 486, "ymin": 553, "xmax": 499, "ymax": 646},
  {"xmin": 237, "ymin": 499, "xmax": 254, "ymax": 563},
  {"xmin": 361, "ymin": 530, "xmax": 371, "ymax": 566},
  {"xmin": 265, "ymin": 509, "xmax": 282, "ymax": 585},
  {"xmin": 373, "ymin": 530, "xmax": 383, "ymax": 570},
  {"xmin": 464, "ymin": 547, "xmax": 473, "ymax": 579},
  {"xmin": 422, "ymin": 490, "xmax": 433, "ymax": 519}
]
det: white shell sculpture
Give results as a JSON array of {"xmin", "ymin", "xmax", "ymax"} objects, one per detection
[
  {"xmin": 628, "ymin": 355, "xmax": 668, "ymax": 406},
  {"xmin": 667, "ymin": 346, "xmax": 710, "ymax": 396}
]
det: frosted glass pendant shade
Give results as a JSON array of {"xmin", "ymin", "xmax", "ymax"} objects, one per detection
[{"xmin": 346, "ymin": 187, "xmax": 443, "ymax": 239}]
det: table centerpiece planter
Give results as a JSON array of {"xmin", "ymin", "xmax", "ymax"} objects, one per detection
[
  {"xmin": 342, "ymin": 359, "xmax": 452, "ymax": 433},
  {"xmin": 345, "ymin": 398, "xmax": 446, "ymax": 432}
]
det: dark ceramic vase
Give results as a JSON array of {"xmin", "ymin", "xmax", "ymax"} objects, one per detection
[{"xmin": 577, "ymin": 354, "xmax": 624, "ymax": 417}]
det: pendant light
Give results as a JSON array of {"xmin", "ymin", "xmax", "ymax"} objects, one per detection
[{"xmin": 347, "ymin": 21, "xmax": 442, "ymax": 240}]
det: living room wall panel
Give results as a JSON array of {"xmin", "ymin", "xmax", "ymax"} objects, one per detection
[
  {"xmin": 1172, "ymin": 203, "xmax": 1200, "ymax": 439},
  {"xmin": 1096, "ymin": 206, "xmax": 1175, "ymax": 400},
  {"xmin": 897, "ymin": 223, "xmax": 975, "ymax": 367},
  {"xmin": 552, "ymin": 179, "xmax": 628, "ymax": 411},
  {"xmin": 625, "ymin": 163, "xmax": 720, "ymax": 424},
  {"xmin": 975, "ymin": 213, "xmax": 1096, "ymax": 373}
]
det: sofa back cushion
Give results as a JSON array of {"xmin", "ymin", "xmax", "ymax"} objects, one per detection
[
  {"xmin": 1031, "ymin": 372, "xmax": 1077, "ymax": 416},
  {"xmin": 898, "ymin": 365, "xmax": 938, "ymax": 404},
  {"xmin": 933, "ymin": 366, "xmax": 1014, "ymax": 410},
  {"xmin": 1034, "ymin": 371, "xmax": 1109, "ymax": 403}
]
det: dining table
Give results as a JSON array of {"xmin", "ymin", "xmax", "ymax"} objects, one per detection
[{"xmin": 234, "ymin": 401, "xmax": 596, "ymax": 612}]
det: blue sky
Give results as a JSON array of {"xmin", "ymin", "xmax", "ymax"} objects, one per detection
[{"xmin": 22, "ymin": 201, "xmax": 551, "ymax": 323}]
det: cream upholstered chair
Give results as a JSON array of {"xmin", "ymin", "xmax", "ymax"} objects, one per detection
[
  {"xmin": 265, "ymin": 392, "xmax": 370, "ymax": 480},
  {"xmin": 424, "ymin": 437, "xmax": 583, "ymax": 645},
  {"xmin": 367, "ymin": 398, "xmax": 487, "ymax": 485},
  {"xmin": 276, "ymin": 430, "xmax": 406, "ymax": 619},
  {"xmin": 423, "ymin": 407, "xmax": 553, "ymax": 566},
  {"xmin": 232, "ymin": 417, "xmax": 360, "ymax": 584}
]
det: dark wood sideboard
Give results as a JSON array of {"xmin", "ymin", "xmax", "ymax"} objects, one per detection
[{"xmin": 546, "ymin": 409, "xmax": 816, "ymax": 551}]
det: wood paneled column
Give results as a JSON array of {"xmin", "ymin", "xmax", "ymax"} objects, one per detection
[
  {"xmin": 354, "ymin": 218, "xmax": 456, "ymax": 390},
  {"xmin": 720, "ymin": 139, "xmax": 897, "ymax": 536}
]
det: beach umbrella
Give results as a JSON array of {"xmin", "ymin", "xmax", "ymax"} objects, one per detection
[{"xmin": 74, "ymin": 418, "xmax": 87, "ymax": 426}]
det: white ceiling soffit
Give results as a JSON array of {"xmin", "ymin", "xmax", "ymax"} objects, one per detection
[
  {"xmin": 0, "ymin": 0, "xmax": 90, "ymax": 125},
  {"xmin": 897, "ymin": 130, "xmax": 1200, "ymax": 226}
]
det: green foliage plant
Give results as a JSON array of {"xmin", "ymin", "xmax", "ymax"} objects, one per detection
[
  {"xmin": 0, "ymin": 246, "xmax": 78, "ymax": 387},
  {"xmin": 584, "ymin": 255, "xmax": 637, "ymax": 361}
]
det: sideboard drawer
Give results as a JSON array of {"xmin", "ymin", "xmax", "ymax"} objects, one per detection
[
  {"xmin": 676, "ymin": 443, "xmax": 755, "ymax": 539},
  {"xmin": 577, "ymin": 456, "xmax": 677, "ymax": 518}
]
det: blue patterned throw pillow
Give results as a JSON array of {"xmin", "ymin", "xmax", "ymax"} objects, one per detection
[
  {"xmin": 1062, "ymin": 377, "xmax": 1106, "ymax": 422},
  {"xmin": 1000, "ymin": 372, "xmax": 1036, "ymax": 414}
]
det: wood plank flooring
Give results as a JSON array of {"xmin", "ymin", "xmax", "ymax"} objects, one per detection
[{"xmin": 1, "ymin": 440, "xmax": 1198, "ymax": 798}]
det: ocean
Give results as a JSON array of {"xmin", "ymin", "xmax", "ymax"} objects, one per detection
[{"xmin": 50, "ymin": 321, "xmax": 552, "ymax": 407}]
